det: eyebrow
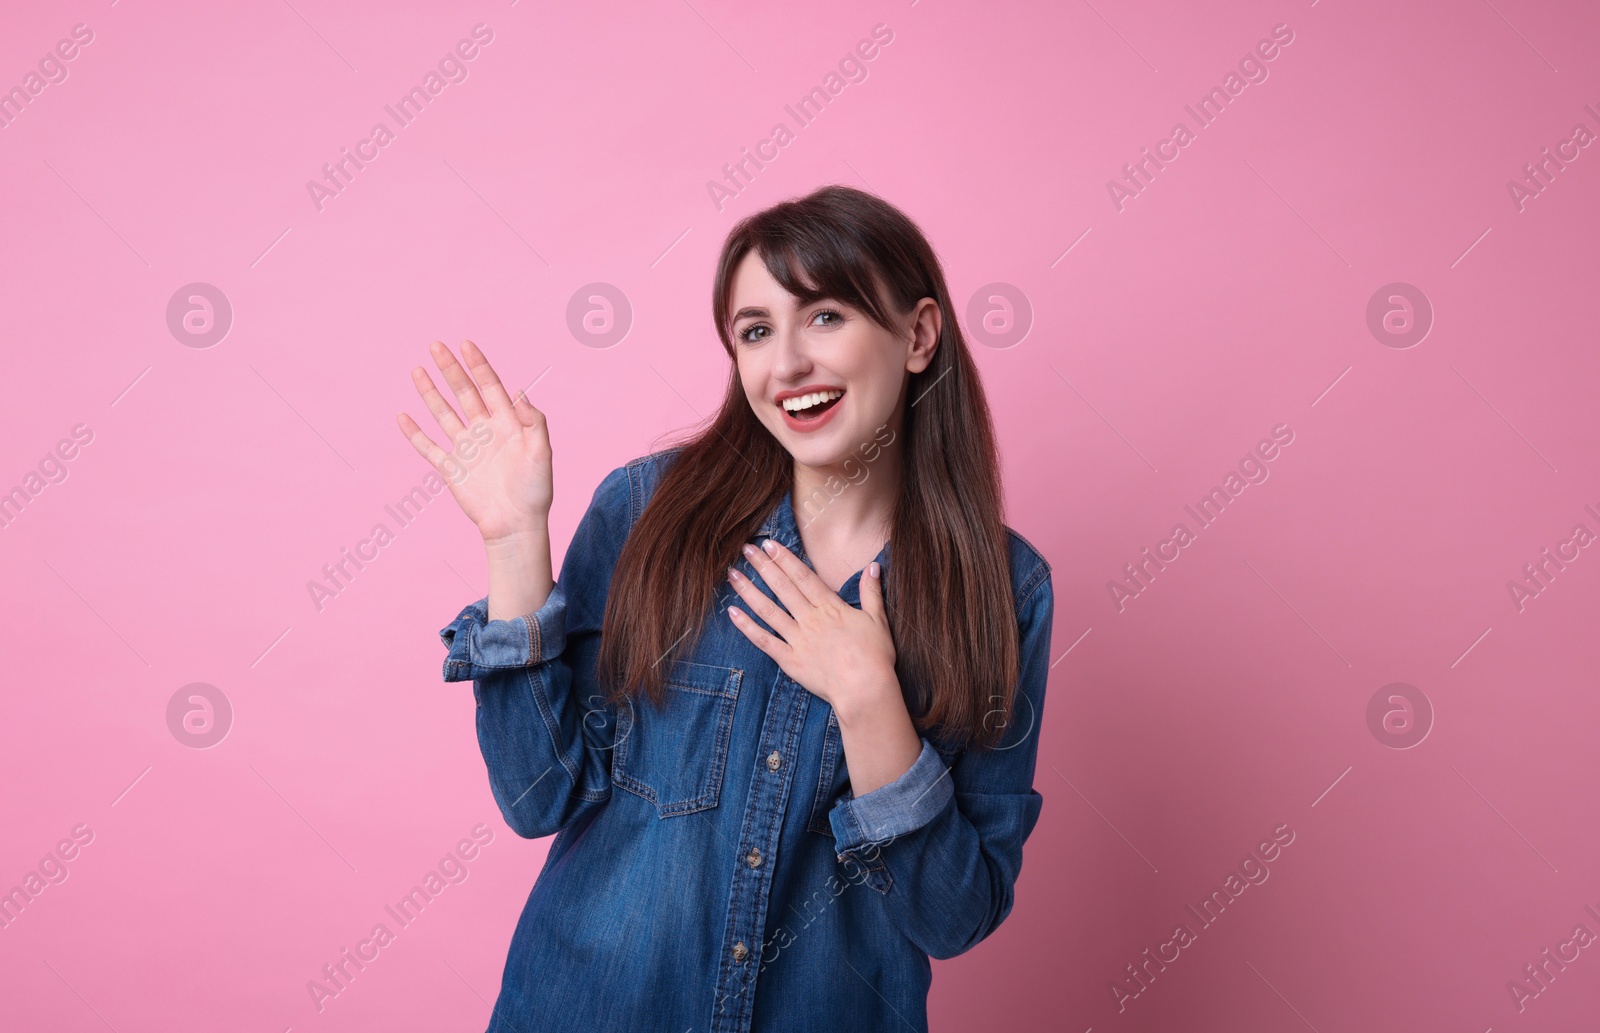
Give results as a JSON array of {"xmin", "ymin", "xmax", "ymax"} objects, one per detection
[{"xmin": 730, "ymin": 299, "xmax": 841, "ymax": 323}]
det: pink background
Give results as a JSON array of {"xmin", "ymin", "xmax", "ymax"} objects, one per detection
[{"xmin": 3, "ymin": 0, "xmax": 1598, "ymax": 1029}]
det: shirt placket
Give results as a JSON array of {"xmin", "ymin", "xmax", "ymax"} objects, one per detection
[{"xmin": 709, "ymin": 671, "xmax": 811, "ymax": 1033}]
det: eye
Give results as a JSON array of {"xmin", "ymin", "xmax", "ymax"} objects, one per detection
[{"xmin": 735, "ymin": 307, "xmax": 843, "ymax": 344}]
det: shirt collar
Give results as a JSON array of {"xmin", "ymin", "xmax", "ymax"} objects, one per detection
[
  {"xmin": 753, "ymin": 488, "xmax": 800, "ymax": 551},
  {"xmin": 750, "ymin": 487, "xmax": 890, "ymax": 605}
]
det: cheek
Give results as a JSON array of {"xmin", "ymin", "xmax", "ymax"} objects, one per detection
[
  {"xmin": 857, "ymin": 364, "xmax": 905, "ymax": 419},
  {"xmin": 735, "ymin": 358, "xmax": 771, "ymax": 416}
]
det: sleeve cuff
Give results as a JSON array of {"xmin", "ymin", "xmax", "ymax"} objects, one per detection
[
  {"xmin": 829, "ymin": 737, "xmax": 954, "ymax": 858},
  {"xmin": 437, "ymin": 584, "xmax": 567, "ymax": 682}
]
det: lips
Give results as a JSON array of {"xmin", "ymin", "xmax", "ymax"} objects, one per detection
[
  {"xmin": 775, "ymin": 385, "xmax": 846, "ymax": 433},
  {"xmin": 775, "ymin": 385, "xmax": 844, "ymax": 417}
]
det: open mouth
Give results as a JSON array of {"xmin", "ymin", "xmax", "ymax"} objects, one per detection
[{"xmin": 779, "ymin": 388, "xmax": 844, "ymax": 421}]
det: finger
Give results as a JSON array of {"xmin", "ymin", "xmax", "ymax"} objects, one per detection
[
  {"xmin": 726, "ymin": 605, "xmax": 791, "ymax": 663},
  {"xmin": 429, "ymin": 340, "xmax": 491, "ymax": 422},
  {"xmin": 510, "ymin": 386, "xmax": 546, "ymax": 429},
  {"xmin": 411, "ymin": 364, "xmax": 467, "ymax": 439},
  {"xmin": 507, "ymin": 365, "xmax": 551, "ymax": 427},
  {"xmin": 395, "ymin": 411, "xmax": 452, "ymax": 468},
  {"xmin": 859, "ymin": 560, "xmax": 886, "ymax": 620},
  {"xmin": 754, "ymin": 538, "xmax": 834, "ymax": 608},
  {"xmin": 727, "ymin": 568, "xmax": 798, "ymax": 638},
  {"xmin": 460, "ymin": 340, "xmax": 519, "ymax": 417},
  {"xmin": 741, "ymin": 541, "xmax": 813, "ymax": 614}
]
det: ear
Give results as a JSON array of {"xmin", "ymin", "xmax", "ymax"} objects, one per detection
[{"xmin": 904, "ymin": 298, "xmax": 941, "ymax": 375}]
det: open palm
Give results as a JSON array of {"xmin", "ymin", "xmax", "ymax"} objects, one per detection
[{"xmin": 396, "ymin": 340, "xmax": 552, "ymax": 544}]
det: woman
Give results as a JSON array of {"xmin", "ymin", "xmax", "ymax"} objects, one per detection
[{"xmin": 398, "ymin": 185, "xmax": 1053, "ymax": 1032}]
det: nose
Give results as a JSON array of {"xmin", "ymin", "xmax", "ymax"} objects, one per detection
[{"xmin": 770, "ymin": 322, "xmax": 813, "ymax": 383}]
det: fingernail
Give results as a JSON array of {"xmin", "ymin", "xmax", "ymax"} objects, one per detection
[
  {"xmin": 727, "ymin": 567, "xmax": 742, "ymax": 582},
  {"xmin": 742, "ymin": 543, "xmax": 757, "ymax": 559},
  {"xmin": 868, "ymin": 561, "xmax": 880, "ymax": 578},
  {"xmin": 728, "ymin": 606, "xmax": 743, "ymax": 620},
  {"xmin": 761, "ymin": 539, "xmax": 777, "ymax": 556}
]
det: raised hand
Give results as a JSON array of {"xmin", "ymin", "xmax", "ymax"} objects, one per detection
[
  {"xmin": 397, "ymin": 340, "xmax": 552, "ymax": 544},
  {"xmin": 398, "ymin": 340, "xmax": 555, "ymax": 620}
]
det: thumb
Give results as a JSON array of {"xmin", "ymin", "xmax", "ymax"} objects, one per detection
[{"xmin": 511, "ymin": 388, "xmax": 544, "ymax": 428}]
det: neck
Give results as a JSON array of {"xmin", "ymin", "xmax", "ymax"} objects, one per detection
[{"xmin": 791, "ymin": 436, "xmax": 902, "ymax": 546}]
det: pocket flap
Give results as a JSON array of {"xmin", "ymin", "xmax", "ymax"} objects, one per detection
[{"xmin": 662, "ymin": 659, "xmax": 741, "ymax": 699}]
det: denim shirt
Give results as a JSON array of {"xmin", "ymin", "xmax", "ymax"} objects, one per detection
[{"xmin": 438, "ymin": 448, "xmax": 1054, "ymax": 1033}]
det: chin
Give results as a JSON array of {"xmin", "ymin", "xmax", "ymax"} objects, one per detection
[{"xmin": 773, "ymin": 426, "xmax": 861, "ymax": 469}]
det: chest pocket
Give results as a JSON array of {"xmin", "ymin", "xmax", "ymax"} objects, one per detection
[{"xmin": 612, "ymin": 660, "xmax": 742, "ymax": 818}]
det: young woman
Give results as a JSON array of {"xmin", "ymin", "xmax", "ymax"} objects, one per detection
[{"xmin": 398, "ymin": 185, "xmax": 1053, "ymax": 1033}]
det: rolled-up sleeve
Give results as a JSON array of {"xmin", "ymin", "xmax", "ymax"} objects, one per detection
[
  {"xmin": 829, "ymin": 738, "xmax": 954, "ymax": 855},
  {"xmin": 827, "ymin": 567, "xmax": 1054, "ymax": 960},
  {"xmin": 440, "ymin": 583, "xmax": 569, "ymax": 681}
]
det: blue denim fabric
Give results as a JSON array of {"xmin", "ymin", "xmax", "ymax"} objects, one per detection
[{"xmin": 438, "ymin": 448, "xmax": 1053, "ymax": 1033}]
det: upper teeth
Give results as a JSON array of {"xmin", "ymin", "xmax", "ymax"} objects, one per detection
[{"xmin": 782, "ymin": 389, "xmax": 843, "ymax": 412}]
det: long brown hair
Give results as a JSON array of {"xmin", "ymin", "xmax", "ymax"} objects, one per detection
[{"xmin": 596, "ymin": 184, "xmax": 1019, "ymax": 750}]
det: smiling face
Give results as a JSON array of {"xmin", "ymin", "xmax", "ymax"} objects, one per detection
[{"xmin": 727, "ymin": 250, "xmax": 939, "ymax": 473}]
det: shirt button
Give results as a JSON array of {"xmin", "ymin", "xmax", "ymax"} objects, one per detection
[
  {"xmin": 746, "ymin": 847, "xmax": 763, "ymax": 868},
  {"xmin": 766, "ymin": 751, "xmax": 781, "ymax": 772},
  {"xmin": 732, "ymin": 941, "xmax": 750, "ymax": 962}
]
